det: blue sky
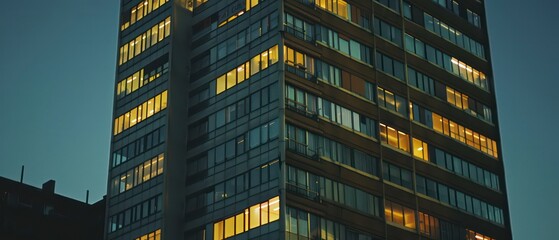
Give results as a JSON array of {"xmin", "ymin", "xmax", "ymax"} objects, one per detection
[{"xmin": 0, "ymin": 0, "xmax": 557, "ymax": 239}]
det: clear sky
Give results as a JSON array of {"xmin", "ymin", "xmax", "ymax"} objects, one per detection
[{"xmin": 0, "ymin": 0, "xmax": 557, "ymax": 239}]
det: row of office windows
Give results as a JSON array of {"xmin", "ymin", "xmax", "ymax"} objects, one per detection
[
  {"xmin": 386, "ymin": 200, "xmax": 499, "ymax": 239},
  {"xmin": 285, "ymin": 46, "xmax": 374, "ymax": 104},
  {"xmin": 134, "ymin": 229, "xmax": 161, "ymax": 240},
  {"xmin": 113, "ymin": 90, "xmax": 168, "ymax": 135},
  {"xmin": 418, "ymin": 211, "xmax": 495, "ymax": 240},
  {"xmin": 108, "ymin": 195, "xmax": 163, "ymax": 233},
  {"xmin": 212, "ymin": 161, "xmax": 278, "ymax": 203},
  {"xmin": 288, "ymin": 202, "xmax": 494, "ymax": 240},
  {"xmin": 431, "ymin": 147, "xmax": 500, "ymax": 191},
  {"xmin": 215, "ymin": 45, "xmax": 279, "ymax": 95},
  {"xmin": 119, "ymin": 17, "xmax": 171, "ymax": 66},
  {"xmin": 211, "ymin": 83, "xmax": 278, "ymax": 131},
  {"xmin": 185, "ymin": 160, "xmax": 279, "ymax": 213},
  {"xmin": 191, "ymin": 0, "xmax": 261, "ymax": 36},
  {"xmin": 213, "ymin": 196, "xmax": 279, "ymax": 240},
  {"xmin": 411, "ymin": 102, "xmax": 498, "ymax": 158},
  {"xmin": 405, "ymin": 34, "xmax": 489, "ymax": 91},
  {"xmin": 288, "ymin": 87, "xmax": 380, "ymax": 138},
  {"xmin": 120, "ymin": 0, "xmax": 169, "ymax": 31},
  {"xmin": 216, "ymin": 0, "xmax": 262, "ymax": 28},
  {"xmin": 416, "ymin": 174, "xmax": 504, "ymax": 225},
  {"xmin": 407, "ymin": 67, "xmax": 493, "ymax": 123},
  {"xmin": 287, "ymin": 166, "xmax": 382, "ymax": 217},
  {"xmin": 112, "ymin": 126, "xmax": 165, "ymax": 168},
  {"xmin": 116, "ymin": 57, "xmax": 168, "ymax": 99},
  {"xmin": 286, "ymin": 206, "xmax": 381, "ymax": 240},
  {"xmin": 207, "ymin": 120, "xmax": 279, "ymax": 167},
  {"xmin": 188, "ymin": 83, "xmax": 278, "ymax": 145},
  {"xmin": 423, "ymin": 13, "xmax": 485, "ymax": 59},
  {"xmin": 386, "ymin": 143, "xmax": 499, "ymax": 193},
  {"xmin": 317, "ymin": 25, "xmax": 371, "ymax": 64},
  {"xmin": 364, "ymin": 125, "xmax": 499, "ymax": 191},
  {"xmin": 286, "ymin": 124, "xmax": 379, "ymax": 177},
  {"xmin": 314, "ymin": 0, "xmax": 372, "ymax": 30},
  {"xmin": 206, "ymin": 12, "xmax": 278, "ymax": 66},
  {"xmin": 406, "ymin": 2, "xmax": 484, "ymax": 53},
  {"xmin": 425, "ymin": 0, "xmax": 482, "ymax": 29},
  {"xmin": 109, "ymin": 153, "xmax": 164, "ymax": 196},
  {"xmin": 286, "ymin": 39, "xmax": 492, "ymax": 127}
]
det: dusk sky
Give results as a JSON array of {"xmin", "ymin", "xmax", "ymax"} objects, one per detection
[{"xmin": 0, "ymin": 1, "xmax": 557, "ymax": 239}]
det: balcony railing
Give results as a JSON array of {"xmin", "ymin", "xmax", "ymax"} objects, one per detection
[
  {"xmin": 286, "ymin": 182, "xmax": 320, "ymax": 201},
  {"xmin": 287, "ymin": 139, "xmax": 318, "ymax": 159},
  {"xmin": 284, "ymin": 24, "xmax": 314, "ymax": 42},
  {"xmin": 285, "ymin": 62, "xmax": 317, "ymax": 83},
  {"xmin": 286, "ymin": 99, "xmax": 319, "ymax": 120}
]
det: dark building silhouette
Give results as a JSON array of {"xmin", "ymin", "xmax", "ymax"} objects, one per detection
[
  {"xmin": 106, "ymin": 0, "xmax": 512, "ymax": 239},
  {"xmin": 0, "ymin": 177, "xmax": 105, "ymax": 240}
]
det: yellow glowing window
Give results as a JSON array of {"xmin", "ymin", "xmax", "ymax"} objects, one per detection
[
  {"xmin": 237, "ymin": 65, "xmax": 246, "ymax": 83},
  {"xmin": 398, "ymin": 132, "xmax": 409, "ymax": 151},
  {"xmin": 143, "ymin": 161, "xmax": 151, "ymax": 181},
  {"xmin": 226, "ymin": 70, "xmax": 236, "ymax": 89},
  {"xmin": 404, "ymin": 208, "xmax": 416, "ymax": 229},
  {"xmin": 224, "ymin": 217, "xmax": 235, "ymax": 238},
  {"xmin": 161, "ymin": 91, "xmax": 168, "ymax": 108},
  {"xmin": 235, "ymin": 213, "xmax": 244, "ymax": 234},
  {"xmin": 412, "ymin": 138, "xmax": 429, "ymax": 161},
  {"xmin": 214, "ymin": 45, "xmax": 278, "ymax": 95},
  {"xmin": 337, "ymin": 0, "xmax": 349, "ymax": 20},
  {"xmin": 214, "ymin": 221, "xmax": 224, "ymax": 240},
  {"xmin": 119, "ymin": 18, "xmax": 170, "ymax": 65},
  {"xmin": 249, "ymin": 204, "xmax": 260, "ymax": 229},
  {"xmin": 269, "ymin": 45, "xmax": 278, "ymax": 64},
  {"xmin": 261, "ymin": 51, "xmax": 269, "ymax": 69},
  {"xmin": 157, "ymin": 154, "xmax": 164, "ymax": 174},
  {"xmin": 387, "ymin": 126, "xmax": 398, "ymax": 147},
  {"xmin": 269, "ymin": 196, "xmax": 279, "ymax": 221},
  {"xmin": 154, "ymin": 95, "xmax": 161, "ymax": 113},
  {"xmin": 217, "ymin": 75, "xmax": 226, "ymax": 95},
  {"xmin": 113, "ymin": 91, "xmax": 167, "ymax": 135},
  {"xmin": 165, "ymin": 18, "xmax": 171, "ymax": 37},
  {"xmin": 260, "ymin": 201, "xmax": 269, "ymax": 224},
  {"xmin": 213, "ymin": 196, "xmax": 279, "ymax": 240},
  {"xmin": 250, "ymin": 55, "xmax": 260, "ymax": 75}
]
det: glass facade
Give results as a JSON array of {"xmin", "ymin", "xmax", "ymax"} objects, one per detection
[{"xmin": 106, "ymin": 0, "xmax": 512, "ymax": 239}]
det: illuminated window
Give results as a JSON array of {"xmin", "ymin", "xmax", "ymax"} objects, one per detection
[
  {"xmin": 119, "ymin": 17, "xmax": 171, "ymax": 65},
  {"xmin": 111, "ymin": 153, "xmax": 164, "ymax": 196},
  {"xmin": 214, "ymin": 221, "xmax": 224, "ymax": 240},
  {"xmin": 135, "ymin": 229, "xmax": 162, "ymax": 240},
  {"xmin": 385, "ymin": 200, "xmax": 416, "ymax": 230},
  {"xmin": 212, "ymin": 196, "xmax": 280, "ymax": 240},
  {"xmin": 412, "ymin": 138, "xmax": 429, "ymax": 161},
  {"xmin": 379, "ymin": 123, "xmax": 409, "ymax": 152},
  {"xmin": 113, "ymin": 91, "xmax": 168, "ymax": 135},
  {"xmin": 214, "ymin": 45, "xmax": 278, "ymax": 95}
]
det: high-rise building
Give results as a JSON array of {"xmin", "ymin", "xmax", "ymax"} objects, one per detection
[{"xmin": 105, "ymin": 0, "xmax": 512, "ymax": 239}]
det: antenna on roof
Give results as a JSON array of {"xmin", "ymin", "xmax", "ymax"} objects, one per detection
[
  {"xmin": 20, "ymin": 165, "xmax": 24, "ymax": 183},
  {"xmin": 86, "ymin": 190, "xmax": 90, "ymax": 204}
]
